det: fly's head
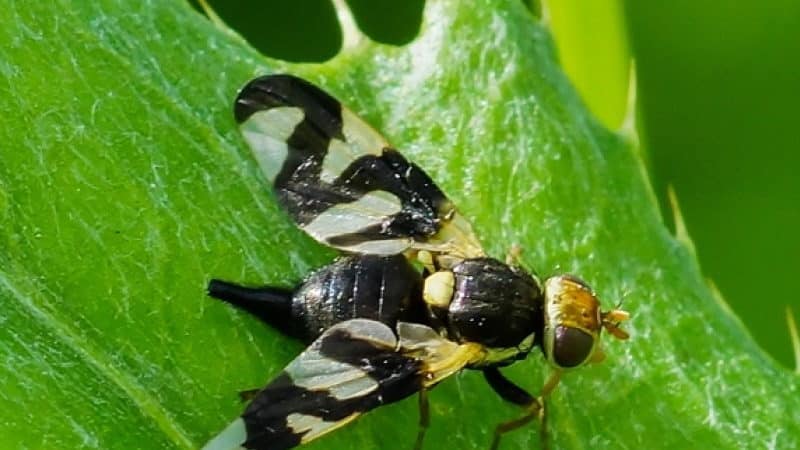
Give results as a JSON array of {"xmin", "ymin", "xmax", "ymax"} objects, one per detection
[{"xmin": 542, "ymin": 275, "xmax": 629, "ymax": 370}]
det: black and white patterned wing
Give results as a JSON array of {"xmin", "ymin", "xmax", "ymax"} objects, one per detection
[
  {"xmin": 202, "ymin": 319, "xmax": 482, "ymax": 450},
  {"xmin": 233, "ymin": 74, "xmax": 484, "ymax": 258}
]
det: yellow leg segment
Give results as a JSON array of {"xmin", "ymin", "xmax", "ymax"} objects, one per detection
[{"xmin": 489, "ymin": 371, "xmax": 562, "ymax": 450}]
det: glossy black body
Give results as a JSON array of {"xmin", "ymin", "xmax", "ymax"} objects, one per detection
[
  {"xmin": 211, "ymin": 255, "xmax": 426, "ymax": 343},
  {"xmin": 292, "ymin": 255, "xmax": 426, "ymax": 342},
  {"xmin": 211, "ymin": 256, "xmax": 544, "ymax": 366},
  {"xmin": 446, "ymin": 257, "xmax": 543, "ymax": 350}
]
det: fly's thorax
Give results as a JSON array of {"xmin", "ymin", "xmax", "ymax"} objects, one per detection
[
  {"xmin": 439, "ymin": 258, "xmax": 543, "ymax": 362},
  {"xmin": 542, "ymin": 274, "xmax": 604, "ymax": 369}
]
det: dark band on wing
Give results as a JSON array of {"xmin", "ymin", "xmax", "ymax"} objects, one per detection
[
  {"xmin": 317, "ymin": 328, "xmax": 423, "ymax": 381},
  {"xmin": 234, "ymin": 74, "xmax": 345, "ymax": 203},
  {"xmin": 318, "ymin": 149, "xmax": 450, "ymax": 239},
  {"xmin": 276, "ymin": 145, "xmax": 450, "ymax": 241},
  {"xmin": 240, "ymin": 329, "xmax": 424, "ymax": 450},
  {"xmin": 234, "ymin": 74, "xmax": 344, "ymax": 140}
]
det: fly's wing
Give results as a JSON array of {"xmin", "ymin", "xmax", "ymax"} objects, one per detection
[
  {"xmin": 203, "ymin": 319, "xmax": 483, "ymax": 450},
  {"xmin": 233, "ymin": 74, "xmax": 484, "ymax": 258}
]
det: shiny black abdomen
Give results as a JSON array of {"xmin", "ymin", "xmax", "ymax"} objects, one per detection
[
  {"xmin": 293, "ymin": 254, "xmax": 425, "ymax": 341},
  {"xmin": 446, "ymin": 257, "xmax": 543, "ymax": 349}
]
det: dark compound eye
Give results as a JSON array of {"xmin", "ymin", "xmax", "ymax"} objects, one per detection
[{"xmin": 552, "ymin": 325, "xmax": 595, "ymax": 368}]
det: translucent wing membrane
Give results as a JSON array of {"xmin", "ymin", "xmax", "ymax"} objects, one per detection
[
  {"xmin": 233, "ymin": 74, "xmax": 484, "ymax": 258},
  {"xmin": 203, "ymin": 319, "xmax": 483, "ymax": 450}
]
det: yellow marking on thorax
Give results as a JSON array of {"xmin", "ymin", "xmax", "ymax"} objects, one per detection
[{"xmin": 423, "ymin": 271, "xmax": 455, "ymax": 309}]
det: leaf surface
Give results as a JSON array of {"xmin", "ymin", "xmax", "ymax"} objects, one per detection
[{"xmin": 0, "ymin": 1, "xmax": 796, "ymax": 449}]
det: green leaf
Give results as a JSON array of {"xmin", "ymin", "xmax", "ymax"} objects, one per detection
[{"xmin": 0, "ymin": 1, "xmax": 797, "ymax": 449}]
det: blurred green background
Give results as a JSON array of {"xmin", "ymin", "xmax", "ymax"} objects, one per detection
[
  {"xmin": 624, "ymin": 0, "xmax": 800, "ymax": 369},
  {"xmin": 197, "ymin": 0, "xmax": 799, "ymax": 369}
]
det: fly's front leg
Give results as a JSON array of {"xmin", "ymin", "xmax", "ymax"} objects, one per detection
[
  {"xmin": 540, "ymin": 371, "xmax": 562, "ymax": 398},
  {"xmin": 484, "ymin": 368, "xmax": 562, "ymax": 450},
  {"xmin": 489, "ymin": 402, "xmax": 544, "ymax": 450},
  {"xmin": 484, "ymin": 367, "xmax": 534, "ymax": 406}
]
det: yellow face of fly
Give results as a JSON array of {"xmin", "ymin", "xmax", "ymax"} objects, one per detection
[{"xmin": 543, "ymin": 275, "xmax": 629, "ymax": 369}]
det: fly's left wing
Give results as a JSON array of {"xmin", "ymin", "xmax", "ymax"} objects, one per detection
[
  {"xmin": 233, "ymin": 74, "xmax": 484, "ymax": 259},
  {"xmin": 203, "ymin": 319, "xmax": 483, "ymax": 450}
]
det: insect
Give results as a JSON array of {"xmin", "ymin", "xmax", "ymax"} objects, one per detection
[{"xmin": 203, "ymin": 74, "xmax": 630, "ymax": 450}]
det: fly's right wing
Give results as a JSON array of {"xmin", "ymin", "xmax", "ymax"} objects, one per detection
[
  {"xmin": 203, "ymin": 319, "xmax": 483, "ymax": 450},
  {"xmin": 233, "ymin": 74, "xmax": 484, "ymax": 259}
]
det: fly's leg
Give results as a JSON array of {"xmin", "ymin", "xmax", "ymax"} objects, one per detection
[
  {"xmin": 413, "ymin": 388, "xmax": 430, "ymax": 450},
  {"xmin": 489, "ymin": 401, "xmax": 543, "ymax": 450},
  {"xmin": 485, "ymin": 369, "xmax": 562, "ymax": 450}
]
